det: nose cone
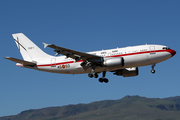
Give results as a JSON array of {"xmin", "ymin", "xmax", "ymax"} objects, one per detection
[{"xmin": 169, "ymin": 49, "xmax": 176, "ymax": 57}]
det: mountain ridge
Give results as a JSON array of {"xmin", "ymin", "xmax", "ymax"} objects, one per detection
[{"xmin": 1, "ymin": 95, "xmax": 180, "ymax": 120}]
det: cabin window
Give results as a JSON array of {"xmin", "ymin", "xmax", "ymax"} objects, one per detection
[
  {"xmin": 101, "ymin": 52, "xmax": 106, "ymax": 54},
  {"xmin": 112, "ymin": 50, "xmax": 118, "ymax": 52}
]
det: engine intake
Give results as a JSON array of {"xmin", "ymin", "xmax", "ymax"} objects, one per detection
[
  {"xmin": 102, "ymin": 57, "xmax": 124, "ymax": 67},
  {"xmin": 114, "ymin": 67, "xmax": 139, "ymax": 77}
]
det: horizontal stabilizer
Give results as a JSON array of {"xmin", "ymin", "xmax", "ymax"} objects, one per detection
[{"xmin": 4, "ymin": 57, "xmax": 36, "ymax": 66}]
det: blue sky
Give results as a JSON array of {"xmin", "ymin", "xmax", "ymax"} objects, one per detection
[{"xmin": 0, "ymin": 0, "xmax": 179, "ymax": 117}]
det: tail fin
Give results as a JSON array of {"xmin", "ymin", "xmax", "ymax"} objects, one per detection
[{"xmin": 12, "ymin": 33, "xmax": 51, "ymax": 61}]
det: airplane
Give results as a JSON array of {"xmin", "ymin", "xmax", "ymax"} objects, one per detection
[{"xmin": 5, "ymin": 33, "xmax": 176, "ymax": 83}]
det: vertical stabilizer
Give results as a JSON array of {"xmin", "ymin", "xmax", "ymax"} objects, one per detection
[{"xmin": 12, "ymin": 33, "xmax": 51, "ymax": 61}]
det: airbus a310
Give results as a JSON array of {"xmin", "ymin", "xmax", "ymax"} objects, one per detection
[{"xmin": 5, "ymin": 33, "xmax": 176, "ymax": 83}]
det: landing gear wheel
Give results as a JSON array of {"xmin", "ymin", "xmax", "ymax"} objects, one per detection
[
  {"xmin": 88, "ymin": 73, "xmax": 93, "ymax": 78},
  {"xmin": 104, "ymin": 78, "xmax": 109, "ymax": 83},
  {"xmin": 99, "ymin": 78, "xmax": 103, "ymax": 83},
  {"xmin": 151, "ymin": 69, "xmax": 155, "ymax": 74},
  {"xmin": 98, "ymin": 78, "xmax": 109, "ymax": 83},
  {"xmin": 93, "ymin": 73, "xmax": 98, "ymax": 78}
]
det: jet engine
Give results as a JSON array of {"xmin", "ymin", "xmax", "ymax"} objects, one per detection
[
  {"xmin": 113, "ymin": 67, "xmax": 139, "ymax": 77},
  {"xmin": 102, "ymin": 57, "xmax": 124, "ymax": 67}
]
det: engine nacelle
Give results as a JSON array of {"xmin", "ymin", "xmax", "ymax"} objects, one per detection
[
  {"xmin": 114, "ymin": 67, "xmax": 139, "ymax": 77},
  {"xmin": 102, "ymin": 57, "xmax": 124, "ymax": 67}
]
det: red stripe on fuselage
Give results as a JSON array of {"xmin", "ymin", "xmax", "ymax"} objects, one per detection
[
  {"xmin": 37, "ymin": 49, "xmax": 172, "ymax": 67},
  {"xmin": 37, "ymin": 61, "xmax": 75, "ymax": 67}
]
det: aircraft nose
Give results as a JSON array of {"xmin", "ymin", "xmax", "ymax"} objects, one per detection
[{"xmin": 169, "ymin": 49, "xmax": 176, "ymax": 57}]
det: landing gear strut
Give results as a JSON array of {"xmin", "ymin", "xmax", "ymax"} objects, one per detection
[{"xmin": 151, "ymin": 64, "xmax": 156, "ymax": 74}]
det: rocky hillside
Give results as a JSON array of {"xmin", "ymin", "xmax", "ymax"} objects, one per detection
[{"xmin": 1, "ymin": 95, "xmax": 180, "ymax": 120}]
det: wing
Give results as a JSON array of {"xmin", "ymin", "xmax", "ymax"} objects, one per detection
[
  {"xmin": 4, "ymin": 57, "xmax": 36, "ymax": 66},
  {"xmin": 43, "ymin": 43, "xmax": 102, "ymax": 62}
]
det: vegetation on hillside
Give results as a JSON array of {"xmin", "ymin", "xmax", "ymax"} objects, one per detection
[{"xmin": 1, "ymin": 95, "xmax": 180, "ymax": 120}]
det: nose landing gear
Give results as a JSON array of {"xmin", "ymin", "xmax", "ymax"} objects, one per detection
[{"xmin": 151, "ymin": 64, "xmax": 156, "ymax": 74}]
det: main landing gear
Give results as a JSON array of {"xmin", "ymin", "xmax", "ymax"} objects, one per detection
[
  {"xmin": 88, "ymin": 64, "xmax": 109, "ymax": 83},
  {"xmin": 88, "ymin": 64, "xmax": 99, "ymax": 78},
  {"xmin": 151, "ymin": 64, "xmax": 156, "ymax": 74},
  {"xmin": 88, "ymin": 72, "xmax": 109, "ymax": 83}
]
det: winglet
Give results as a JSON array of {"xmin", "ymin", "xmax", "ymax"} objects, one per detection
[{"xmin": 43, "ymin": 42, "xmax": 49, "ymax": 48}]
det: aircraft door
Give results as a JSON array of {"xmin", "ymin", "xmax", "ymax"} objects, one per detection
[
  {"xmin": 149, "ymin": 46, "xmax": 155, "ymax": 54},
  {"xmin": 107, "ymin": 53, "xmax": 112, "ymax": 57},
  {"xmin": 148, "ymin": 46, "xmax": 157, "ymax": 64},
  {"xmin": 51, "ymin": 58, "xmax": 56, "ymax": 67}
]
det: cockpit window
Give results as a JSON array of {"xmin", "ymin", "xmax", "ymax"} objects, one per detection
[{"xmin": 162, "ymin": 47, "xmax": 170, "ymax": 50}]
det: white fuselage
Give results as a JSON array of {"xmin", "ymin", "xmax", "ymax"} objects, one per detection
[{"xmin": 19, "ymin": 44, "xmax": 174, "ymax": 74}]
